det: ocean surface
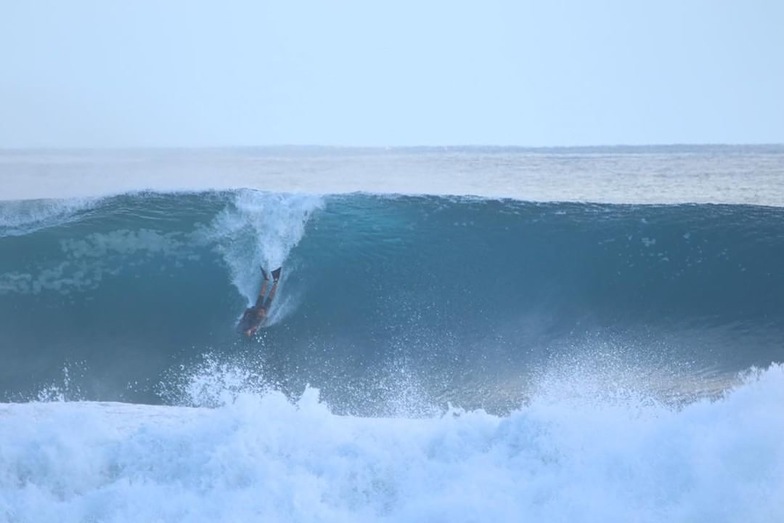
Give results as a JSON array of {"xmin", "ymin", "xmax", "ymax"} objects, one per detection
[{"xmin": 1, "ymin": 146, "xmax": 783, "ymax": 521}]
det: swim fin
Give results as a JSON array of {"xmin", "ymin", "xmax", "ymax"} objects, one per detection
[
  {"xmin": 260, "ymin": 267, "xmax": 269, "ymax": 281},
  {"xmin": 271, "ymin": 267, "xmax": 282, "ymax": 282}
]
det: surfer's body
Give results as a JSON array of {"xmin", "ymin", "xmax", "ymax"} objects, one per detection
[{"xmin": 238, "ymin": 267, "xmax": 281, "ymax": 337}]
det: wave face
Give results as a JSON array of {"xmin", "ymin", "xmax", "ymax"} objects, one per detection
[{"xmin": 1, "ymin": 190, "xmax": 783, "ymax": 413}]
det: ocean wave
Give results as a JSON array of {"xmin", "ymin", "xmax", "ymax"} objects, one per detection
[{"xmin": 0, "ymin": 190, "xmax": 782, "ymax": 413}]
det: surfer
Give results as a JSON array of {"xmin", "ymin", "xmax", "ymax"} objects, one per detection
[{"xmin": 238, "ymin": 267, "xmax": 281, "ymax": 337}]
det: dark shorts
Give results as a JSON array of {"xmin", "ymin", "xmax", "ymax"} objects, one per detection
[
  {"xmin": 238, "ymin": 307, "xmax": 261, "ymax": 332},
  {"xmin": 254, "ymin": 295, "xmax": 273, "ymax": 311}
]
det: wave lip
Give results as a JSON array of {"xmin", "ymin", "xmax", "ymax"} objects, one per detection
[{"xmin": 0, "ymin": 197, "xmax": 100, "ymax": 237}]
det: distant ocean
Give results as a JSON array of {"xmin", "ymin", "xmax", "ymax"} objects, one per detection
[{"xmin": 1, "ymin": 146, "xmax": 783, "ymax": 522}]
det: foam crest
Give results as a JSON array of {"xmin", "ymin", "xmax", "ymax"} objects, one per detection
[
  {"xmin": 1, "ymin": 365, "xmax": 782, "ymax": 522},
  {"xmin": 0, "ymin": 197, "xmax": 99, "ymax": 237}
]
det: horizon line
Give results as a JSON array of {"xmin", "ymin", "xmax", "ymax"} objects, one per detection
[{"xmin": 2, "ymin": 143, "xmax": 784, "ymax": 153}]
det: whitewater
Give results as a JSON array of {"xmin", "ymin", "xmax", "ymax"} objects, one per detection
[{"xmin": 1, "ymin": 146, "xmax": 783, "ymax": 522}]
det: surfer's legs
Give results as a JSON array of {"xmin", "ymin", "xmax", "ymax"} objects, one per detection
[
  {"xmin": 263, "ymin": 280, "xmax": 279, "ymax": 309},
  {"xmin": 254, "ymin": 267, "xmax": 281, "ymax": 310},
  {"xmin": 254, "ymin": 279, "xmax": 269, "ymax": 308},
  {"xmin": 262, "ymin": 268, "xmax": 281, "ymax": 309}
]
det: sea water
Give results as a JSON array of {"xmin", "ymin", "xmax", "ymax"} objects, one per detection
[{"xmin": 0, "ymin": 146, "xmax": 782, "ymax": 522}]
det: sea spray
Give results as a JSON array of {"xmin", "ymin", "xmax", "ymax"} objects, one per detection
[{"xmin": 202, "ymin": 190, "xmax": 323, "ymax": 306}]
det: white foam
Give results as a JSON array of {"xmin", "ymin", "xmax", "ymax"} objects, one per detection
[
  {"xmin": 1, "ymin": 365, "xmax": 782, "ymax": 522},
  {"xmin": 0, "ymin": 229, "xmax": 191, "ymax": 295},
  {"xmin": 0, "ymin": 197, "xmax": 100, "ymax": 237},
  {"xmin": 157, "ymin": 352, "xmax": 271, "ymax": 408},
  {"xmin": 202, "ymin": 190, "xmax": 323, "ymax": 307}
]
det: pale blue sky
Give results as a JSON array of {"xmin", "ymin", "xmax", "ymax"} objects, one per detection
[{"xmin": 1, "ymin": 1, "xmax": 782, "ymax": 148}]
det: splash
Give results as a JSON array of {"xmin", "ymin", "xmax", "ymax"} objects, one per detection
[
  {"xmin": 157, "ymin": 351, "xmax": 273, "ymax": 408},
  {"xmin": 1, "ymin": 365, "xmax": 782, "ymax": 522},
  {"xmin": 203, "ymin": 190, "xmax": 323, "ymax": 305}
]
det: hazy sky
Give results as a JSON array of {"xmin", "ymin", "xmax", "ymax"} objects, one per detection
[{"xmin": 2, "ymin": 1, "xmax": 783, "ymax": 148}]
